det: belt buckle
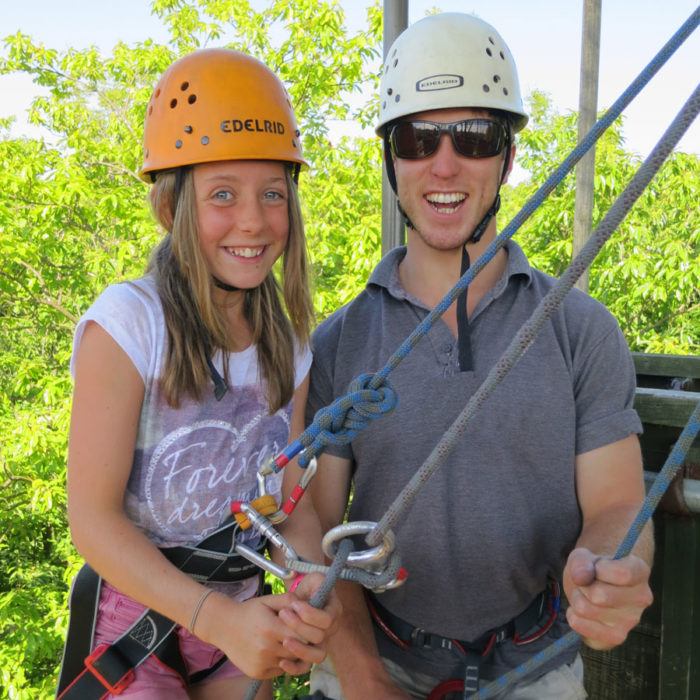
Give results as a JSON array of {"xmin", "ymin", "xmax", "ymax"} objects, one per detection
[
  {"xmin": 410, "ymin": 626, "xmax": 430, "ymax": 648},
  {"xmin": 513, "ymin": 581, "xmax": 561, "ymax": 646},
  {"xmin": 84, "ymin": 643, "xmax": 135, "ymax": 695}
]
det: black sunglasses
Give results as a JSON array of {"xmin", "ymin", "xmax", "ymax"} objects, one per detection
[{"xmin": 389, "ymin": 118, "xmax": 508, "ymax": 160}]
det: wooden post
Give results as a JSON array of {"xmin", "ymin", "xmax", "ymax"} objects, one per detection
[
  {"xmin": 573, "ymin": 0, "xmax": 601, "ymax": 292},
  {"xmin": 583, "ymin": 353, "xmax": 700, "ymax": 698},
  {"xmin": 381, "ymin": 0, "xmax": 407, "ymax": 255},
  {"xmin": 659, "ymin": 515, "xmax": 700, "ymax": 699}
]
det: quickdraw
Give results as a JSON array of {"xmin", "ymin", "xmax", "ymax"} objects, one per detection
[{"xmin": 229, "ymin": 458, "xmax": 407, "ymax": 592}]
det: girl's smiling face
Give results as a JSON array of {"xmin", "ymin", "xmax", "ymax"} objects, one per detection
[{"xmin": 193, "ymin": 160, "xmax": 289, "ymax": 296}]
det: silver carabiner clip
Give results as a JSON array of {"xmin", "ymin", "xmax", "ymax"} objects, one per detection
[
  {"xmin": 235, "ymin": 542, "xmax": 295, "ymax": 581},
  {"xmin": 322, "ymin": 521, "xmax": 396, "ymax": 573},
  {"xmin": 235, "ymin": 502, "xmax": 299, "ymax": 581}
]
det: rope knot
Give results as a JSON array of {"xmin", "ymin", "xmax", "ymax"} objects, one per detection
[{"xmin": 299, "ymin": 373, "xmax": 397, "ymax": 466}]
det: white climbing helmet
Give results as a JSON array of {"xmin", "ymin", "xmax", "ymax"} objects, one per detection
[{"xmin": 376, "ymin": 13, "xmax": 528, "ymax": 135}]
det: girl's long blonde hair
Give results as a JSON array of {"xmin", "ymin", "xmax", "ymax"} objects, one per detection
[{"xmin": 147, "ymin": 166, "xmax": 313, "ymax": 413}]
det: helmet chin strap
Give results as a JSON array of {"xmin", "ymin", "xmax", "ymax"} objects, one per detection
[
  {"xmin": 213, "ymin": 277, "xmax": 241, "ymax": 293},
  {"xmin": 390, "ymin": 132, "xmax": 512, "ymax": 374},
  {"xmin": 386, "ymin": 130, "xmax": 512, "ymax": 246}
]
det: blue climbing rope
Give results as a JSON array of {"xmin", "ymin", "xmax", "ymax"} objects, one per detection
[
  {"xmin": 368, "ymin": 81, "xmax": 700, "ymax": 546},
  {"xmin": 241, "ymin": 9, "xmax": 699, "ymax": 700},
  {"xmin": 276, "ymin": 4, "xmax": 700, "ymax": 469},
  {"xmin": 473, "ymin": 399, "xmax": 700, "ymax": 699}
]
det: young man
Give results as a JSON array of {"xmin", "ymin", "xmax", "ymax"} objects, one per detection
[{"xmin": 305, "ymin": 13, "xmax": 653, "ymax": 700}]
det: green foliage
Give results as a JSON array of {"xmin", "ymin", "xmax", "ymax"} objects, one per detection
[
  {"xmin": 0, "ymin": 2, "xmax": 381, "ymax": 697},
  {"xmin": 0, "ymin": 4, "xmax": 697, "ymax": 699}
]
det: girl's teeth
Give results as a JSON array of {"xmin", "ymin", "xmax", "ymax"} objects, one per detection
[{"xmin": 228, "ymin": 247, "xmax": 263, "ymax": 257}]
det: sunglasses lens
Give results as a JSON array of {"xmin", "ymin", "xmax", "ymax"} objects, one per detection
[
  {"xmin": 452, "ymin": 120, "xmax": 506, "ymax": 157},
  {"xmin": 390, "ymin": 122, "xmax": 440, "ymax": 159},
  {"xmin": 390, "ymin": 119, "xmax": 506, "ymax": 159}
]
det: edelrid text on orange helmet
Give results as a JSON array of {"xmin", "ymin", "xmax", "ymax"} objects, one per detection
[{"xmin": 140, "ymin": 48, "xmax": 306, "ymax": 181}]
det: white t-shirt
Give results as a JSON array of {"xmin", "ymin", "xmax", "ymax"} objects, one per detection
[{"xmin": 72, "ymin": 276, "xmax": 311, "ymax": 556}]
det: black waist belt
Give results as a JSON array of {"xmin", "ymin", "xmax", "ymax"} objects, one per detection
[
  {"xmin": 369, "ymin": 581, "xmax": 559, "ymax": 654},
  {"xmin": 367, "ymin": 581, "xmax": 560, "ymax": 697},
  {"xmin": 160, "ymin": 520, "xmax": 266, "ymax": 583},
  {"xmin": 56, "ymin": 521, "xmax": 264, "ymax": 699},
  {"xmin": 160, "ymin": 542, "xmax": 262, "ymax": 583}
]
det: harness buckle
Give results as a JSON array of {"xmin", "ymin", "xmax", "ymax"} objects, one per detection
[
  {"xmin": 409, "ymin": 627, "xmax": 433, "ymax": 649},
  {"xmin": 513, "ymin": 580, "xmax": 561, "ymax": 646},
  {"xmin": 463, "ymin": 660, "xmax": 480, "ymax": 693},
  {"xmin": 84, "ymin": 643, "xmax": 135, "ymax": 695}
]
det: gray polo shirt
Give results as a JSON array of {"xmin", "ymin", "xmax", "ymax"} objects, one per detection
[{"xmin": 307, "ymin": 241, "xmax": 641, "ymax": 677}]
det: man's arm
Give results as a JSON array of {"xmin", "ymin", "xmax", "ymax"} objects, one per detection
[
  {"xmin": 310, "ymin": 452, "xmax": 411, "ymax": 700},
  {"xmin": 563, "ymin": 433, "xmax": 654, "ymax": 650}
]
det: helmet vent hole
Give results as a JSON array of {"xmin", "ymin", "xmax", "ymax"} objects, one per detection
[
  {"xmin": 387, "ymin": 87, "xmax": 393, "ymax": 96},
  {"xmin": 500, "ymin": 51, "xmax": 505, "ymax": 60},
  {"xmin": 392, "ymin": 48, "xmax": 397, "ymax": 56},
  {"xmin": 393, "ymin": 58, "xmax": 398, "ymax": 67},
  {"xmin": 482, "ymin": 84, "xmax": 490, "ymax": 93},
  {"xmin": 155, "ymin": 88, "xmax": 161, "ymax": 98},
  {"xmin": 292, "ymin": 139, "xmax": 297, "ymax": 148},
  {"xmin": 184, "ymin": 125, "xmax": 193, "ymax": 134},
  {"xmin": 188, "ymin": 94, "xmax": 197, "ymax": 104},
  {"xmin": 201, "ymin": 136, "xmax": 210, "ymax": 145},
  {"xmin": 489, "ymin": 37, "xmax": 495, "ymax": 44},
  {"xmin": 382, "ymin": 101, "xmax": 387, "ymax": 109},
  {"xmin": 395, "ymin": 94, "xmax": 401, "ymax": 103},
  {"xmin": 486, "ymin": 47, "xmax": 493, "ymax": 57},
  {"xmin": 180, "ymin": 81, "xmax": 189, "ymax": 91},
  {"xmin": 175, "ymin": 140, "xmax": 183, "ymax": 149},
  {"xmin": 503, "ymin": 88, "xmax": 509, "ymax": 95},
  {"xmin": 493, "ymin": 75, "xmax": 500, "ymax": 83},
  {"xmin": 170, "ymin": 98, "xmax": 178, "ymax": 108},
  {"xmin": 148, "ymin": 105, "xmax": 153, "ymax": 115}
]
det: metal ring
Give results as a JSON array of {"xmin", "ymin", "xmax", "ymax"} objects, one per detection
[{"xmin": 322, "ymin": 521, "xmax": 395, "ymax": 570}]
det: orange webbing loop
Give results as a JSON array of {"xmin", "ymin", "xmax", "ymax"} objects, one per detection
[{"xmin": 233, "ymin": 494, "xmax": 278, "ymax": 530}]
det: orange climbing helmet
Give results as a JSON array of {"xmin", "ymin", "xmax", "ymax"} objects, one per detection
[{"xmin": 140, "ymin": 48, "xmax": 306, "ymax": 181}]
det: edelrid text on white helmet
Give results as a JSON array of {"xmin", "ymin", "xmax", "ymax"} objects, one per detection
[{"xmin": 376, "ymin": 13, "xmax": 528, "ymax": 135}]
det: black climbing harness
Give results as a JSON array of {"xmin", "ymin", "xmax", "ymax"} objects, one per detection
[
  {"xmin": 368, "ymin": 581, "xmax": 560, "ymax": 696},
  {"xmin": 56, "ymin": 519, "xmax": 264, "ymax": 699}
]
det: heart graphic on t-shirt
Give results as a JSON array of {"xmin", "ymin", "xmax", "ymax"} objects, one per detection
[{"xmin": 144, "ymin": 410, "xmax": 288, "ymax": 540}]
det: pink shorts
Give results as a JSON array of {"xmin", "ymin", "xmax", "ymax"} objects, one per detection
[{"xmin": 92, "ymin": 582, "xmax": 243, "ymax": 698}]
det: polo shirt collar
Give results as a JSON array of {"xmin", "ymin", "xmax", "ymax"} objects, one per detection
[{"xmin": 368, "ymin": 239, "xmax": 533, "ymax": 302}]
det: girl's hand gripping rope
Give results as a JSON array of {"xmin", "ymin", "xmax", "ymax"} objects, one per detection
[{"xmin": 277, "ymin": 572, "xmax": 343, "ymax": 669}]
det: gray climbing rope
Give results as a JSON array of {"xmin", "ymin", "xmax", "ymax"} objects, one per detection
[
  {"xmin": 282, "ymin": 5, "xmax": 700, "ymax": 467},
  {"xmin": 367, "ymin": 81, "xmax": 700, "ymax": 547}
]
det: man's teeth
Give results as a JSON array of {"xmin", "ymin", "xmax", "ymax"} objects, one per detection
[
  {"xmin": 426, "ymin": 192, "xmax": 466, "ymax": 205},
  {"xmin": 228, "ymin": 247, "xmax": 264, "ymax": 258}
]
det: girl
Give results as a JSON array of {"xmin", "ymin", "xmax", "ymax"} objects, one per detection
[{"xmin": 60, "ymin": 49, "xmax": 338, "ymax": 699}]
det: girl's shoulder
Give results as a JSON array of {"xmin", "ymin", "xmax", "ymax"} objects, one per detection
[
  {"xmin": 71, "ymin": 276, "xmax": 165, "ymax": 382},
  {"xmin": 94, "ymin": 276, "xmax": 161, "ymax": 314}
]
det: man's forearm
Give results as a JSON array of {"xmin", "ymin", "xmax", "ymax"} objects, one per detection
[
  {"xmin": 575, "ymin": 502, "xmax": 654, "ymax": 566},
  {"xmin": 327, "ymin": 581, "xmax": 404, "ymax": 700}
]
